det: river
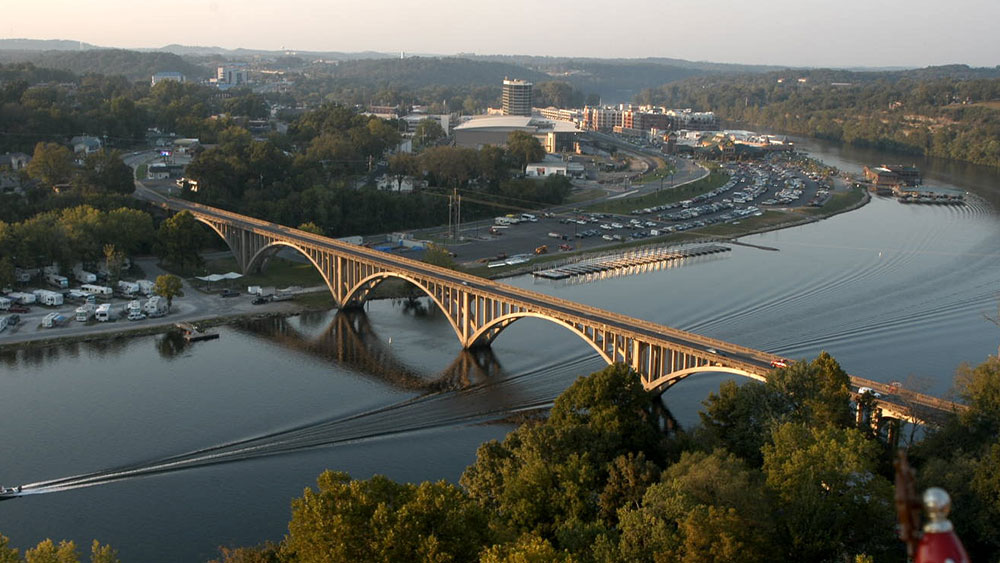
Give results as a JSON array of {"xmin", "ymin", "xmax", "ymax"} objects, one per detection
[{"xmin": 1, "ymin": 139, "xmax": 999, "ymax": 562}]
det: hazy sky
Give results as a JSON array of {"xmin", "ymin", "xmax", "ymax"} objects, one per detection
[{"xmin": 6, "ymin": 0, "xmax": 999, "ymax": 68}]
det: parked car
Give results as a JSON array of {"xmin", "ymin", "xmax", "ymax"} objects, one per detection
[
  {"xmin": 220, "ymin": 289, "xmax": 240, "ymax": 298},
  {"xmin": 6, "ymin": 314, "xmax": 20, "ymax": 326},
  {"xmin": 857, "ymin": 387, "xmax": 883, "ymax": 398},
  {"xmin": 127, "ymin": 311, "xmax": 146, "ymax": 321},
  {"xmin": 770, "ymin": 358, "xmax": 789, "ymax": 368},
  {"xmin": 8, "ymin": 305, "xmax": 28, "ymax": 314},
  {"xmin": 251, "ymin": 296, "xmax": 270, "ymax": 305}
]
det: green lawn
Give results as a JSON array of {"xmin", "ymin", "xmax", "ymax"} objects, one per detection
[
  {"xmin": 200, "ymin": 256, "xmax": 325, "ymax": 289},
  {"xmin": 584, "ymin": 169, "xmax": 729, "ymax": 215}
]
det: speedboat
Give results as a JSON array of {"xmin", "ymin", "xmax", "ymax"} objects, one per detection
[{"xmin": 0, "ymin": 485, "xmax": 22, "ymax": 500}]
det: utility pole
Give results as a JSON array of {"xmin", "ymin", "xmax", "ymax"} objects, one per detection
[{"xmin": 986, "ymin": 300, "xmax": 1000, "ymax": 358}]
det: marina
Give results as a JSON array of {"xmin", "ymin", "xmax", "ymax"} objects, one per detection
[{"xmin": 532, "ymin": 244, "xmax": 731, "ymax": 280}]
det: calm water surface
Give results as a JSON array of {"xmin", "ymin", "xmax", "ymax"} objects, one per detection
[{"xmin": 1, "ymin": 140, "xmax": 999, "ymax": 561}]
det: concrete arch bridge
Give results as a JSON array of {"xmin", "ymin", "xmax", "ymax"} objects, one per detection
[{"xmin": 158, "ymin": 197, "xmax": 964, "ymax": 427}]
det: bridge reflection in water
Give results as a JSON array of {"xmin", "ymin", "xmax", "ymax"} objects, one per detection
[{"xmin": 232, "ymin": 309, "xmax": 505, "ymax": 394}]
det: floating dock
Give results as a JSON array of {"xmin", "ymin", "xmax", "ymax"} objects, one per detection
[
  {"xmin": 174, "ymin": 322, "xmax": 220, "ymax": 342},
  {"xmin": 533, "ymin": 244, "xmax": 730, "ymax": 280}
]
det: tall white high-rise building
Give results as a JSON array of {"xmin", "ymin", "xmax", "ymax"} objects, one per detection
[{"xmin": 502, "ymin": 78, "xmax": 533, "ymax": 117}]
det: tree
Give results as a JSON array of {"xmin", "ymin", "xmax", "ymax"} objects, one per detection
[
  {"xmin": 103, "ymin": 244, "xmax": 126, "ymax": 286},
  {"xmin": 762, "ymin": 422, "xmax": 895, "ymax": 562},
  {"xmin": 154, "ymin": 274, "xmax": 184, "ymax": 310},
  {"xmin": 156, "ymin": 211, "xmax": 205, "ymax": 273},
  {"xmin": 420, "ymin": 244, "xmax": 458, "ymax": 270},
  {"xmin": 26, "ymin": 142, "xmax": 74, "ymax": 187},
  {"xmin": 24, "ymin": 539, "xmax": 78, "ymax": 563},
  {"xmin": 506, "ymin": 131, "xmax": 545, "ymax": 168},
  {"xmin": 281, "ymin": 471, "xmax": 490, "ymax": 562},
  {"xmin": 614, "ymin": 449, "xmax": 777, "ymax": 563},
  {"xmin": 78, "ymin": 150, "xmax": 133, "ymax": 194},
  {"xmin": 766, "ymin": 352, "xmax": 853, "ymax": 428},
  {"xmin": 413, "ymin": 118, "xmax": 445, "ymax": 148},
  {"xmin": 295, "ymin": 222, "xmax": 323, "ymax": 235},
  {"xmin": 0, "ymin": 256, "xmax": 14, "ymax": 290}
]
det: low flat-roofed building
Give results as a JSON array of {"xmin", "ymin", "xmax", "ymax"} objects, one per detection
[
  {"xmin": 151, "ymin": 72, "xmax": 185, "ymax": 86},
  {"xmin": 454, "ymin": 115, "xmax": 579, "ymax": 153}
]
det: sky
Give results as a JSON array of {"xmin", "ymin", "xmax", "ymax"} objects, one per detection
[{"xmin": 5, "ymin": 0, "xmax": 999, "ymax": 68}]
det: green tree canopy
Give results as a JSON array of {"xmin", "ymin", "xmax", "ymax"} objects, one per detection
[
  {"xmin": 506, "ymin": 131, "xmax": 545, "ymax": 168},
  {"xmin": 281, "ymin": 471, "xmax": 490, "ymax": 563},
  {"xmin": 153, "ymin": 274, "xmax": 184, "ymax": 310}
]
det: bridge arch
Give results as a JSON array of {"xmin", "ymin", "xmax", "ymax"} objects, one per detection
[
  {"xmin": 343, "ymin": 271, "xmax": 466, "ymax": 343},
  {"xmin": 467, "ymin": 312, "xmax": 614, "ymax": 363},
  {"xmin": 645, "ymin": 366, "xmax": 765, "ymax": 395},
  {"xmin": 244, "ymin": 240, "xmax": 337, "ymax": 298}
]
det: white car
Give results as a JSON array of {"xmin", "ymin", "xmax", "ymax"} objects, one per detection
[
  {"xmin": 857, "ymin": 387, "xmax": 882, "ymax": 398},
  {"xmin": 127, "ymin": 311, "xmax": 146, "ymax": 321}
]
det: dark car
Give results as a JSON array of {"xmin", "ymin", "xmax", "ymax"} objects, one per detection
[
  {"xmin": 220, "ymin": 289, "xmax": 240, "ymax": 298},
  {"xmin": 251, "ymin": 296, "xmax": 270, "ymax": 305},
  {"xmin": 8, "ymin": 305, "xmax": 29, "ymax": 314},
  {"xmin": 6, "ymin": 314, "xmax": 20, "ymax": 326}
]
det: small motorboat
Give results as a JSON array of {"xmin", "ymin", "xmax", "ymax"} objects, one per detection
[{"xmin": 0, "ymin": 485, "xmax": 22, "ymax": 500}]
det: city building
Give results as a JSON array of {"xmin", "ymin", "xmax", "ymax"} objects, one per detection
[
  {"xmin": 69, "ymin": 136, "xmax": 102, "ymax": 154},
  {"xmin": 502, "ymin": 78, "xmax": 533, "ymax": 117},
  {"xmin": 151, "ymin": 72, "xmax": 185, "ymax": 87},
  {"xmin": 453, "ymin": 115, "xmax": 579, "ymax": 153},
  {"xmin": 0, "ymin": 152, "xmax": 31, "ymax": 170},
  {"xmin": 214, "ymin": 65, "xmax": 249, "ymax": 89}
]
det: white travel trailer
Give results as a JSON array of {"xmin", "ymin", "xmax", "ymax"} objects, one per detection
[
  {"xmin": 143, "ymin": 296, "xmax": 167, "ymax": 317},
  {"xmin": 42, "ymin": 312, "xmax": 66, "ymax": 328},
  {"xmin": 136, "ymin": 279, "xmax": 155, "ymax": 296},
  {"xmin": 117, "ymin": 280, "xmax": 140, "ymax": 296},
  {"xmin": 95, "ymin": 303, "xmax": 114, "ymax": 322},
  {"xmin": 74, "ymin": 269, "xmax": 97, "ymax": 284},
  {"xmin": 46, "ymin": 273, "xmax": 69, "ymax": 289},
  {"xmin": 32, "ymin": 289, "xmax": 64, "ymax": 307},
  {"xmin": 75, "ymin": 303, "xmax": 95, "ymax": 322},
  {"xmin": 80, "ymin": 284, "xmax": 113, "ymax": 296},
  {"xmin": 7, "ymin": 292, "xmax": 36, "ymax": 304}
]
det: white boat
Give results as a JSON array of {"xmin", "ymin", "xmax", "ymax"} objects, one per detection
[{"xmin": 0, "ymin": 485, "xmax": 22, "ymax": 499}]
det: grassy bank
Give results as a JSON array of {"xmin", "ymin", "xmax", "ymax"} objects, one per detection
[
  {"xmin": 198, "ymin": 256, "xmax": 325, "ymax": 290},
  {"xmin": 583, "ymin": 167, "xmax": 726, "ymax": 215}
]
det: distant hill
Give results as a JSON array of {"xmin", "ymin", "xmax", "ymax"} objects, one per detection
[
  {"xmin": 324, "ymin": 57, "xmax": 550, "ymax": 89},
  {"xmin": 0, "ymin": 38, "xmax": 102, "ymax": 51},
  {"xmin": 153, "ymin": 44, "xmax": 395, "ymax": 61},
  {"xmin": 0, "ymin": 49, "xmax": 210, "ymax": 81}
]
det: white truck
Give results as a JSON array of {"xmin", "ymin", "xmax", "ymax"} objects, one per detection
[
  {"xmin": 248, "ymin": 286, "xmax": 276, "ymax": 297},
  {"xmin": 33, "ymin": 289, "xmax": 64, "ymax": 307}
]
